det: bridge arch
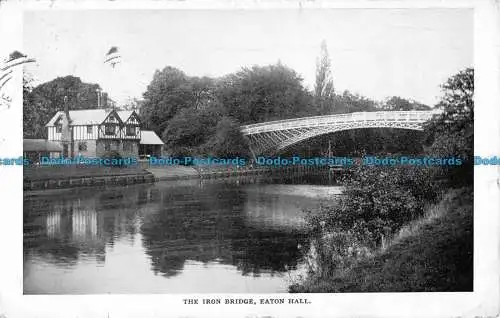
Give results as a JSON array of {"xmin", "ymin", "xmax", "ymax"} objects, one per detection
[{"xmin": 240, "ymin": 110, "xmax": 440, "ymax": 156}]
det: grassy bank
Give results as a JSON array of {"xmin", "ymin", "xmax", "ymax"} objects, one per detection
[{"xmin": 290, "ymin": 187, "xmax": 473, "ymax": 292}]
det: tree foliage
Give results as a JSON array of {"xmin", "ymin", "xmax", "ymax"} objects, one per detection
[
  {"xmin": 382, "ymin": 96, "xmax": 431, "ymax": 111},
  {"xmin": 307, "ymin": 165, "xmax": 437, "ymax": 248},
  {"xmin": 216, "ymin": 63, "xmax": 313, "ymax": 124},
  {"xmin": 202, "ymin": 116, "xmax": 250, "ymax": 158},
  {"xmin": 424, "ymin": 67, "xmax": 474, "ymax": 186},
  {"xmin": 146, "ymin": 63, "xmax": 313, "ymax": 157},
  {"xmin": 23, "ymin": 75, "xmax": 101, "ymax": 138},
  {"xmin": 161, "ymin": 107, "xmax": 221, "ymax": 157},
  {"xmin": 314, "ymin": 40, "xmax": 335, "ymax": 114},
  {"xmin": 140, "ymin": 67, "xmax": 193, "ymax": 134},
  {"xmin": 140, "ymin": 67, "xmax": 217, "ymax": 135}
]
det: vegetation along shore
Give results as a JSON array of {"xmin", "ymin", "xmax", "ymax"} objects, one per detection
[{"xmin": 290, "ymin": 68, "xmax": 473, "ymax": 292}]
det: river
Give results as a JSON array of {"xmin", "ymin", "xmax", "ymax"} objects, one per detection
[{"xmin": 23, "ymin": 175, "xmax": 342, "ymax": 294}]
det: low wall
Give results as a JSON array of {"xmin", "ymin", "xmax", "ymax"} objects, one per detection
[
  {"xmin": 23, "ymin": 165, "xmax": 156, "ymax": 191},
  {"xmin": 23, "ymin": 164, "xmax": 345, "ymax": 191},
  {"xmin": 23, "ymin": 173, "xmax": 155, "ymax": 191}
]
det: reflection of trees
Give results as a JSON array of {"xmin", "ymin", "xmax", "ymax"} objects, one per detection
[
  {"xmin": 25, "ymin": 179, "xmax": 313, "ymax": 281},
  {"xmin": 140, "ymin": 180, "xmax": 309, "ymax": 278},
  {"xmin": 98, "ymin": 185, "xmax": 156, "ymax": 247},
  {"xmin": 230, "ymin": 230, "xmax": 309, "ymax": 276},
  {"xmin": 141, "ymin": 185, "xmax": 219, "ymax": 277}
]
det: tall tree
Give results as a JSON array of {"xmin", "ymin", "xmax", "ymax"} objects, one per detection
[
  {"xmin": 216, "ymin": 63, "xmax": 313, "ymax": 124},
  {"xmin": 140, "ymin": 67, "xmax": 191, "ymax": 134},
  {"xmin": 23, "ymin": 75, "xmax": 102, "ymax": 138},
  {"xmin": 314, "ymin": 40, "xmax": 335, "ymax": 114},
  {"xmin": 161, "ymin": 107, "xmax": 221, "ymax": 157},
  {"xmin": 140, "ymin": 67, "xmax": 217, "ymax": 135}
]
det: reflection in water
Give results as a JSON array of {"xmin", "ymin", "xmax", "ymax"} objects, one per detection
[
  {"xmin": 24, "ymin": 177, "xmax": 340, "ymax": 293},
  {"xmin": 46, "ymin": 210, "xmax": 61, "ymax": 238},
  {"xmin": 72, "ymin": 209, "xmax": 97, "ymax": 240}
]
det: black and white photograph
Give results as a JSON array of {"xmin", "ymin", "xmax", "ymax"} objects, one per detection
[{"xmin": 0, "ymin": 0, "xmax": 499, "ymax": 317}]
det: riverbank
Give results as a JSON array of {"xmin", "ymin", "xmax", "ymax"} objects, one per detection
[
  {"xmin": 146, "ymin": 164, "xmax": 340, "ymax": 181},
  {"xmin": 23, "ymin": 165, "xmax": 155, "ymax": 191},
  {"xmin": 290, "ymin": 187, "xmax": 473, "ymax": 292},
  {"xmin": 23, "ymin": 163, "xmax": 345, "ymax": 192}
]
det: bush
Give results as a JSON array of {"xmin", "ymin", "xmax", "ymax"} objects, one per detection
[
  {"xmin": 306, "ymin": 164, "xmax": 438, "ymax": 249},
  {"xmin": 101, "ymin": 150, "xmax": 125, "ymax": 167}
]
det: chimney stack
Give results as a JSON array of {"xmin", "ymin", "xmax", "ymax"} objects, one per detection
[
  {"xmin": 61, "ymin": 95, "xmax": 73, "ymax": 157},
  {"xmin": 102, "ymin": 92, "xmax": 108, "ymax": 108},
  {"xmin": 96, "ymin": 88, "xmax": 102, "ymax": 108},
  {"xmin": 64, "ymin": 95, "xmax": 69, "ymax": 117}
]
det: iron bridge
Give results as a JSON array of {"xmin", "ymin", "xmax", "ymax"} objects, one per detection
[{"xmin": 240, "ymin": 110, "xmax": 441, "ymax": 156}]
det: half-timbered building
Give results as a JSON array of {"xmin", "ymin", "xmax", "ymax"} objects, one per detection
[{"xmin": 45, "ymin": 109, "xmax": 142, "ymax": 158}]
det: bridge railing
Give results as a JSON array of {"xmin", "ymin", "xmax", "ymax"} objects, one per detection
[{"xmin": 241, "ymin": 110, "xmax": 441, "ymax": 134}]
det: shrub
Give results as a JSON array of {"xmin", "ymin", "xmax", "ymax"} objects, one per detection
[
  {"xmin": 101, "ymin": 150, "xmax": 125, "ymax": 167},
  {"xmin": 306, "ymin": 164, "xmax": 438, "ymax": 249}
]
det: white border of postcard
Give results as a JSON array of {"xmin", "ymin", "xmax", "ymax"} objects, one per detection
[{"xmin": 0, "ymin": 0, "xmax": 499, "ymax": 317}]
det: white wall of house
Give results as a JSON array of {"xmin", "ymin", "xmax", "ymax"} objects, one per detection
[{"xmin": 48, "ymin": 125, "xmax": 100, "ymax": 141}]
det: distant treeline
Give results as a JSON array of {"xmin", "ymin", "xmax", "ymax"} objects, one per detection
[{"xmin": 23, "ymin": 62, "xmax": 432, "ymax": 158}]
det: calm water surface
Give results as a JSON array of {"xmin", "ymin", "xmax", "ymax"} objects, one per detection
[{"xmin": 23, "ymin": 176, "xmax": 341, "ymax": 293}]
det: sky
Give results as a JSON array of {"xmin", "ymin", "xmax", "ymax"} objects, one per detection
[{"xmin": 23, "ymin": 9, "xmax": 473, "ymax": 107}]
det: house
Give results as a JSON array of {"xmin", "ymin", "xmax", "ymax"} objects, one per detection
[{"xmin": 45, "ymin": 109, "xmax": 141, "ymax": 158}]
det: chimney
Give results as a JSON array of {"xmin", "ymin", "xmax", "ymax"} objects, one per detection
[
  {"xmin": 102, "ymin": 92, "xmax": 108, "ymax": 108},
  {"xmin": 61, "ymin": 95, "xmax": 73, "ymax": 157},
  {"xmin": 64, "ymin": 95, "xmax": 69, "ymax": 118},
  {"xmin": 96, "ymin": 88, "xmax": 102, "ymax": 108}
]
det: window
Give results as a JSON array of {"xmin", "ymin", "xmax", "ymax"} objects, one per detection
[
  {"xmin": 78, "ymin": 142, "xmax": 87, "ymax": 151},
  {"xmin": 105, "ymin": 124, "xmax": 115, "ymax": 135},
  {"xmin": 104, "ymin": 142, "xmax": 111, "ymax": 151},
  {"xmin": 126, "ymin": 125, "xmax": 136, "ymax": 136},
  {"xmin": 56, "ymin": 125, "xmax": 62, "ymax": 133},
  {"xmin": 87, "ymin": 125, "xmax": 93, "ymax": 134}
]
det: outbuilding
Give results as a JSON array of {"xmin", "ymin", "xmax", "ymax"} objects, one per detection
[
  {"xmin": 23, "ymin": 139, "xmax": 63, "ymax": 164},
  {"xmin": 139, "ymin": 130, "xmax": 164, "ymax": 158}
]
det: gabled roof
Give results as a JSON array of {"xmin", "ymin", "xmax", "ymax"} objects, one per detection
[
  {"xmin": 45, "ymin": 109, "xmax": 139, "ymax": 127},
  {"xmin": 24, "ymin": 139, "xmax": 63, "ymax": 152},
  {"xmin": 117, "ymin": 111, "xmax": 133, "ymax": 122},
  {"xmin": 140, "ymin": 130, "xmax": 164, "ymax": 145}
]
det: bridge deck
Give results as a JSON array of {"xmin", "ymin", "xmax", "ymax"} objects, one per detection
[{"xmin": 240, "ymin": 110, "xmax": 441, "ymax": 155}]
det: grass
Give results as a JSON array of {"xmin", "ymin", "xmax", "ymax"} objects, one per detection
[{"xmin": 290, "ymin": 187, "xmax": 473, "ymax": 292}]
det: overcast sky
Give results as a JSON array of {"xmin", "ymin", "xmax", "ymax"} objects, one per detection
[{"xmin": 23, "ymin": 9, "xmax": 472, "ymax": 107}]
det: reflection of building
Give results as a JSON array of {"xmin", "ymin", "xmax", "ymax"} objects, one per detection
[
  {"xmin": 72, "ymin": 209, "xmax": 98, "ymax": 240},
  {"xmin": 46, "ymin": 210, "xmax": 62, "ymax": 238},
  {"xmin": 46, "ymin": 199, "xmax": 104, "ymax": 250}
]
